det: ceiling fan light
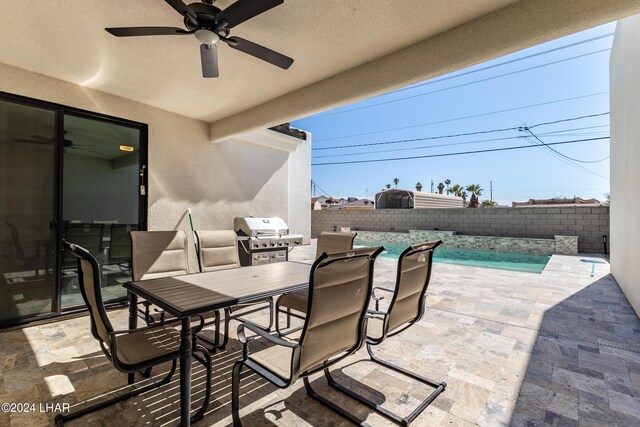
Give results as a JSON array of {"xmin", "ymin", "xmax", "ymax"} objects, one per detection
[
  {"xmin": 119, "ymin": 145, "xmax": 135, "ymax": 152},
  {"xmin": 195, "ymin": 29, "xmax": 220, "ymax": 45}
]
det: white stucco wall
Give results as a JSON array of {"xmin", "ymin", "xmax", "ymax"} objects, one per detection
[
  {"xmin": 610, "ymin": 16, "xmax": 640, "ymax": 316},
  {"xmin": 0, "ymin": 62, "xmax": 311, "ymax": 271}
]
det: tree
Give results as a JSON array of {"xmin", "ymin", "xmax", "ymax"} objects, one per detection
[
  {"xmin": 461, "ymin": 191, "xmax": 468, "ymax": 204},
  {"xmin": 466, "ymin": 184, "xmax": 483, "ymax": 208},
  {"xmin": 437, "ymin": 182, "xmax": 445, "ymax": 194},
  {"xmin": 481, "ymin": 200, "xmax": 497, "ymax": 207},
  {"xmin": 386, "ymin": 183, "xmax": 391, "ymax": 189},
  {"xmin": 393, "ymin": 178, "xmax": 399, "ymax": 188},
  {"xmin": 450, "ymin": 184, "xmax": 462, "ymax": 197},
  {"xmin": 415, "ymin": 182, "xmax": 423, "ymax": 192},
  {"xmin": 444, "ymin": 179, "xmax": 451, "ymax": 195},
  {"xmin": 603, "ymin": 192, "xmax": 610, "ymax": 205}
]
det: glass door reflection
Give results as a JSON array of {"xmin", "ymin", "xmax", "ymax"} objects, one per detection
[
  {"xmin": 0, "ymin": 98, "xmax": 57, "ymax": 323},
  {"xmin": 61, "ymin": 114, "xmax": 141, "ymax": 309}
]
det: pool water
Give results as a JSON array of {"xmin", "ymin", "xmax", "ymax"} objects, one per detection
[{"xmin": 356, "ymin": 240, "xmax": 551, "ymax": 274}]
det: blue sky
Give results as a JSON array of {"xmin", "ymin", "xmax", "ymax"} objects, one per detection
[{"xmin": 292, "ymin": 22, "xmax": 614, "ymax": 205}]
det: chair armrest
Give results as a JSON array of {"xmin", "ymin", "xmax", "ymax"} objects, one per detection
[
  {"xmin": 372, "ymin": 287, "xmax": 394, "ymax": 299},
  {"xmin": 372, "ymin": 287, "xmax": 394, "ymax": 310},
  {"xmin": 367, "ymin": 310, "xmax": 389, "ymax": 317},
  {"xmin": 238, "ymin": 322, "xmax": 299, "ymax": 349}
]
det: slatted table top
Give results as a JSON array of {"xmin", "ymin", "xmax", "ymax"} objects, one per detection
[{"xmin": 124, "ymin": 261, "xmax": 311, "ymax": 318}]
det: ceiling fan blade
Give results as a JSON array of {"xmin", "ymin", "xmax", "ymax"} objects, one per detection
[
  {"xmin": 69, "ymin": 147, "xmax": 103, "ymax": 155},
  {"xmin": 29, "ymin": 135, "xmax": 53, "ymax": 141},
  {"xmin": 216, "ymin": 0, "xmax": 283, "ymax": 29},
  {"xmin": 106, "ymin": 27, "xmax": 190, "ymax": 37},
  {"xmin": 13, "ymin": 139, "xmax": 52, "ymax": 145},
  {"xmin": 164, "ymin": 0, "xmax": 199, "ymax": 26},
  {"xmin": 200, "ymin": 44, "xmax": 219, "ymax": 78},
  {"xmin": 226, "ymin": 37, "xmax": 293, "ymax": 69}
]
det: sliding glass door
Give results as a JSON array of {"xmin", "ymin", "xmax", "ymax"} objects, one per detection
[
  {"xmin": 61, "ymin": 113, "xmax": 143, "ymax": 309},
  {"xmin": 0, "ymin": 98, "xmax": 58, "ymax": 324},
  {"xmin": 0, "ymin": 92, "xmax": 147, "ymax": 326}
]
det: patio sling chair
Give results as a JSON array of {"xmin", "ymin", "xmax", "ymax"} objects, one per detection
[
  {"xmin": 55, "ymin": 242, "xmax": 212, "ymax": 426},
  {"xmin": 109, "ymin": 223, "xmax": 138, "ymax": 273},
  {"xmin": 194, "ymin": 230, "xmax": 274, "ymax": 350},
  {"xmin": 231, "ymin": 245, "xmax": 384, "ymax": 427},
  {"xmin": 323, "ymin": 240, "xmax": 446, "ymax": 426},
  {"xmin": 131, "ymin": 230, "xmax": 217, "ymax": 353},
  {"xmin": 275, "ymin": 231, "xmax": 357, "ymax": 335},
  {"xmin": 131, "ymin": 230, "xmax": 190, "ymax": 324}
]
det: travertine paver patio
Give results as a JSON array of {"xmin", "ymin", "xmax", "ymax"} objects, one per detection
[{"xmin": 0, "ymin": 240, "xmax": 638, "ymax": 426}]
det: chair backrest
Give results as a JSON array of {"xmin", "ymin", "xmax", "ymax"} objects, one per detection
[
  {"xmin": 109, "ymin": 224, "xmax": 138, "ymax": 261},
  {"xmin": 64, "ymin": 241, "xmax": 114, "ymax": 348},
  {"xmin": 315, "ymin": 231, "xmax": 357, "ymax": 259},
  {"xmin": 5, "ymin": 222, "xmax": 24, "ymax": 260},
  {"xmin": 299, "ymin": 246, "xmax": 383, "ymax": 373},
  {"xmin": 386, "ymin": 240, "xmax": 442, "ymax": 335},
  {"xmin": 130, "ymin": 230, "xmax": 189, "ymax": 281},
  {"xmin": 195, "ymin": 230, "xmax": 240, "ymax": 272},
  {"xmin": 63, "ymin": 223, "xmax": 104, "ymax": 266}
]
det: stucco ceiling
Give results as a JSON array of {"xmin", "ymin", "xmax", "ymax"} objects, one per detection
[{"xmin": 0, "ymin": 0, "xmax": 518, "ymax": 123}]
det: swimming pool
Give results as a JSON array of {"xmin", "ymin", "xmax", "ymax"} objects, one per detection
[{"xmin": 356, "ymin": 240, "xmax": 551, "ymax": 274}]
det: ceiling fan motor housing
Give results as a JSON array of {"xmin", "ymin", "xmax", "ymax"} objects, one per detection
[{"xmin": 185, "ymin": 3, "xmax": 223, "ymax": 31}]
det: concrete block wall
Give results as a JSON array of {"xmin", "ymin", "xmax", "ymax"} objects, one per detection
[{"xmin": 312, "ymin": 206, "xmax": 609, "ymax": 254}]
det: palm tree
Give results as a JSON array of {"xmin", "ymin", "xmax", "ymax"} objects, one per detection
[
  {"xmin": 393, "ymin": 178, "xmax": 399, "ymax": 188},
  {"xmin": 444, "ymin": 179, "xmax": 451, "ymax": 195},
  {"xmin": 481, "ymin": 200, "xmax": 497, "ymax": 207},
  {"xmin": 386, "ymin": 183, "xmax": 391, "ymax": 189},
  {"xmin": 450, "ymin": 184, "xmax": 462, "ymax": 197},
  {"xmin": 415, "ymin": 182, "xmax": 423, "ymax": 192},
  {"xmin": 437, "ymin": 182, "xmax": 445, "ymax": 194},
  {"xmin": 465, "ymin": 184, "xmax": 483, "ymax": 208}
]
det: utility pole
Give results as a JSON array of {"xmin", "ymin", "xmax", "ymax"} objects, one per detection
[
  {"xmin": 431, "ymin": 180, "xmax": 434, "ymax": 193},
  {"xmin": 490, "ymin": 180, "xmax": 493, "ymax": 202}
]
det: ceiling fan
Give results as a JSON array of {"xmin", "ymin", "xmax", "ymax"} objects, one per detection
[
  {"xmin": 13, "ymin": 132, "xmax": 102, "ymax": 155},
  {"xmin": 105, "ymin": 0, "xmax": 294, "ymax": 78}
]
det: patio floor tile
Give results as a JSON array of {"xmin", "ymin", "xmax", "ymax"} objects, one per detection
[{"xmin": 0, "ymin": 241, "xmax": 639, "ymax": 425}]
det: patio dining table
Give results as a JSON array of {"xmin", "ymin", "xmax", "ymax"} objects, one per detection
[{"xmin": 124, "ymin": 261, "xmax": 311, "ymax": 427}]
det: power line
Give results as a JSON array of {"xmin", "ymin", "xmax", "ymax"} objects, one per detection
[
  {"xmin": 308, "ymin": 48, "xmax": 610, "ymax": 120},
  {"xmin": 313, "ymin": 92, "xmax": 609, "ymax": 143},
  {"xmin": 523, "ymin": 128, "xmax": 610, "ymax": 163},
  {"xmin": 528, "ymin": 113, "xmax": 610, "ymax": 130},
  {"xmin": 312, "ymin": 130, "xmax": 609, "ymax": 159},
  {"xmin": 520, "ymin": 136, "xmax": 609, "ymax": 180},
  {"xmin": 538, "ymin": 124, "xmax": 609, "ymax": 135},
  {"xmin": 312, "ymin": 137, "xmax": 609, "ymax": 166},
  {"xmin": 311, "ymin": 180, "xmax": 333, "ymax": 197},
  {"xmin": 310, "ymin": 32, "xmax": 614, "ymax": 120},
  {"xmin": 313, "ymin": 112, "xmax": 610, "ymax": 151}
]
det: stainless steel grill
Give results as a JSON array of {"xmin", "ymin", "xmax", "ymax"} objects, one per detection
[{"xmin": 234, "ymin": 217, "xmax": 303, "ymax": 266}]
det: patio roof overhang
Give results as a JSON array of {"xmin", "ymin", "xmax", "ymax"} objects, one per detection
[{"xmin": 0, "ymin": 0, "xmax": 638, "ymax": 142}]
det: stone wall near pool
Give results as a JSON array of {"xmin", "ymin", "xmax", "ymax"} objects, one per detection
[
  {"xmin": 353, "ymin": 230, "xmax": 564, "ymax": 255},
  {"xmin": 312, "ymin": 206, "xmax": 609, "ymax": 254}
]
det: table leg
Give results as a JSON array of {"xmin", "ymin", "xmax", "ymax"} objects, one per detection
[
  {"xmin": 180, "ymin": 317, "xmax": 192, "ymax": 427},
  {"xmin": 128, "ymin": 291, "xmax": 138, "ymax": 330},
  {"xmin": 128, "ymin": 291, "xmax": 138, "ymax": 385}
]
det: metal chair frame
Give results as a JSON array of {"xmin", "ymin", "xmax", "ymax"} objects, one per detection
[
  {"xmin": 231, "ymin": 247, "xmax": 384, "ymax": 427},
  {"xmin": 55, "ymin": 242, "xmax": 212, "ymax": 426},
  {"xmin": 275, "ymin": 231, "xmax": 357, "ymax": 336},
  {"xmin": 194, "ymin": 229, "xmax": 273, "ymax": 351},
  {"xmin": 322, "ymin": 241, "xmax": 447, "ymax": 426}
]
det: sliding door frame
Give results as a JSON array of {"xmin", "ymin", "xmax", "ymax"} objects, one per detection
[{"xmin": 0, "ymin": 90, "xmax": 148, "ymax": 328}]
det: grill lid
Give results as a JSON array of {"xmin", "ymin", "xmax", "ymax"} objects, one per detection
[{"xmin": 234, "ymin": 217, "xmax": 289, "ymax": 236}]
